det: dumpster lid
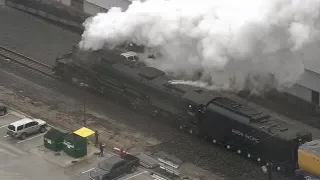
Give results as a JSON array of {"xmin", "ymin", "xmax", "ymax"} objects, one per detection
[
  {"xmin": 73, "ymin": 127, "xmax": 94, "ymax": 138},
  {"xmin": 44, "ymin": 127, "xmax": 68, "ymax": 139}
]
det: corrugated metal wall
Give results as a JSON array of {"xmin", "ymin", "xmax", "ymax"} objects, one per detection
[
  {"xmin": 285, "ymin": 84, "xmax": 312, "ymax": 102},
  {"xmin": 83, "ymin": 1, "xmax": 102, "ymax": 15},
  {"xmin": 59, "ymin": 0, "xmax": 71, "ymax": 6},
  {"xmin": 84, "ymin": 0, "xmax": 130, "ymax": 13},
  {"xmin": 55, "ymin": 0, "xmax": 130, "ymax": 15},
  {"xmin": 286, "ymin": 69, "xmax": 320, "ymax": 105},
  {"xmin": 298, "ymin": 69, "xmax": 320, "ymax": 93},
  {"xmin": 83, "ymin": 1, "xmax": 108, "ymax": 15}
]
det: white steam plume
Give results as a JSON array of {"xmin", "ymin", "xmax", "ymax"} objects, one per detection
[
  {"xmin": 79, "ymin": 0, "xmax": 320, "ymax": 93},
  {"xmin": 169, "ymin": 80, "xmax": 232, "ymax": 91}
]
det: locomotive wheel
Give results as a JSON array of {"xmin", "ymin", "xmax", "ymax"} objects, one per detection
[
  {"xmin": 187, "ymin": 127, "xmax": 199, "ymax": 137},
  {"xmin": 188, "ymin": 128, "xmax": 195, "ymax": 136},
  {"xmin": 176, "ymin": 123, "xmax": 185, "ymax": 131}
]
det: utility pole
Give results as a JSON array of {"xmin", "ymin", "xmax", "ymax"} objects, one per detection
[
  {"xmin": 80, "ymin": 82, "xmax": 88, "ymax": 127},
  {"xmin": 262, "ymin": 162, "xmax": 273, "ymax": 180},
  {"xmin": 268, "ymin": 163, "xmax": 273, "ymax": 180}
]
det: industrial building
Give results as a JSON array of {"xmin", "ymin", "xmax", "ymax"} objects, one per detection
[
  {"xmin": 55, "ymin": 0, "xmax": 131, "ymax": 15},
  {"xmin": 286, "ymin": 61, "xmax": 320, "ymax": 106}
]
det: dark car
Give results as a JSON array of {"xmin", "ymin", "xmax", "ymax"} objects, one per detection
[
  {"xmin": 0, "ymin": 103, "xmax": 7, "ymax": 116},
  {"xmin": 89, "ymin": 154, "xmax": 140, "ymax": 180}
]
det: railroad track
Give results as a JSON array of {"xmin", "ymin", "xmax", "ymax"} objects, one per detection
[{"xmin": 0, "ymin": 45, "xmax": 56, "ymax": 78}]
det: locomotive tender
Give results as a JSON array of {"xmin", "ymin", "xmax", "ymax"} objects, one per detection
[{"xmin": 54, "ymin": 45, "xmax": 312, "ymax": 172}]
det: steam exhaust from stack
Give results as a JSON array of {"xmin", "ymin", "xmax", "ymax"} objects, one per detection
[{"xmin": 79, "ymin": 0, "xmax": 320, "ymax": 93}]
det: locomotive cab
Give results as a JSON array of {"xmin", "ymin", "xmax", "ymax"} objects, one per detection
[{"xmin": 186, "ymin": 102, "xmax": 206, "ymax": 125}]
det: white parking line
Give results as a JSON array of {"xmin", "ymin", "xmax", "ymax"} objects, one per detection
[
  {"xmin": 47, "ymin": 124, "xmax": 57, "ymax": 129},
  {"xmin": 0, "ymin": 113, "xmax": 10, "ymax": 118},
  {"xmin": 81, "ymin": 168, "xmax": 95, "ymax": 174},
  {"xmin": 0, "ymin": 141, "xmax": 25, "ymax": 154},
  {"xmin": 0, "ymin": 124, "xmax": 9, "ymax": 129},
  {"xmin": 0, "ymin": 148, "xmax": 17, "ymax": 157},
  {"xmin": 4, "ymin": 135, "xmax": 9, "ymax": 138},
  {"xmin": 17, "ymin": 133, "xmax": 44, "ymax": 144},
  {"xmin": 122, "ymin": 171, "xmax": 148, "ymax": 180}
]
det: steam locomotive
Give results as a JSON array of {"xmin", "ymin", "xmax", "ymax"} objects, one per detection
[{"xmin": 53, "ymin": 45, "xmax": 312, "ymax": 173}]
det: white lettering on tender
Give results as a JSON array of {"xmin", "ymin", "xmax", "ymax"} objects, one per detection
[
  {"xmin": 44, "ymin": 138, "xmax": 52, "ymax": 144},
  {"xmin": 232, "ymin": 129, "xmax": 259, "ymax": 143},
  {"xmin": 63, "ymin": 140, "xmax": 74, "ymax": 149}
]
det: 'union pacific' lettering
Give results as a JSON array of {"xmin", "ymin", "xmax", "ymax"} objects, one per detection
[
  {"xmin": 188, "ymin": 111, "xmax": 195, "ymax": 116},
  {"xmin": 232, "ymin": 129, "xmax": 259, "ymax": 143}
]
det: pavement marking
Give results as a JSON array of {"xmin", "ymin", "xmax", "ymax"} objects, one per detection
[
  {"xmin": 0, "ymin": 124, "xmax": 9, "ymax": 129},
  {"xmin": 81, "ymin": 168, "xmax": 95, "ymax": 174},
  {"xmin": 122, "ymin": 171, "xmax": 148, "ymax": 180},
  {"xmin": 4, "ymin": 135, "xmax": 9, "ymax": 138},
  {"xmin": 17, "ymin": 133, "xmax": 44, "ymax": 144},
  {"xmin": 0, "ymin": 113, "xmax": 10, "ymax": 118},
  {"xmin": 0, "ymin": 148, "xmax": 17, "ymax": 157},
  {"xmin": 47, "ymin": 124, "xmax": 56, "ymax": 129},
  {"xmin": 0, "ymin": 141, "xmax": 25, "ymax": 154}
]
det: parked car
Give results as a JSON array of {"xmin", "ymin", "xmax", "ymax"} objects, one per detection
[
  {"xmin": 6, "ymin": 118, "xmax": 47, "ymax": 140},
  {"xmin": 89, "ymin": 154, "xmax": 140, "ymax": 180},
  {"xmin": 0, "ymin": 103, "xmax": 7, "ymax": 116}
]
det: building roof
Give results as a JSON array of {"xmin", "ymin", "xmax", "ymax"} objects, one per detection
[
  {"xmin": 10, "ymin": 118, "xmax": 33, "ymax": 127},
  {"xmin": 85, "ymin": 0, "xmax": 131, "ymax": 10}
]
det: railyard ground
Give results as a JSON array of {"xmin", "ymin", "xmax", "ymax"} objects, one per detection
[
  {"xmin": 0, "ymin": 49, "xmax": 298, "ymax": 180},
  {"xmin": 0, "ymin": 60, "xmax": 226, "ymax": 180},
  {"xmin": 1, "ymin": 1, "xmax": 320, "ymax": 180}
]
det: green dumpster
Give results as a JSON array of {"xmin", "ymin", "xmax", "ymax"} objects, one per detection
[
  {"xmin": 63, "ymin": 133, "xmax": 87, "ymax": 158},
  {"xmin": 44, "ymin": 128, "xmax": 68, "ymax": 152}
]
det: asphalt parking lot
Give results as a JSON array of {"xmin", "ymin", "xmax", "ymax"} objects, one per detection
[
  {"xmin": 76, "ymin": 160, "xmax": 153, "ymax": 180},
  {"xmin": 0, "ymin": 111, "xmax": 156, "ymax": 180},
  {"xmin": 65, "ymin": 148, "xmax": 156, "ymax": 180},
  {"xmin": 0, "ymin": 112, "xmax": 82, "ymax": 180}
]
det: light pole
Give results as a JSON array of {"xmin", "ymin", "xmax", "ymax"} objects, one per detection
[{"xmin": 80, "ymin": 82, "xmax": 88, "ymax": 127}]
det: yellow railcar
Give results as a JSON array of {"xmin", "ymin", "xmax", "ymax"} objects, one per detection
[{"xmin": 298, "ymin": 139, "xmax": 320, "ymax": 177}]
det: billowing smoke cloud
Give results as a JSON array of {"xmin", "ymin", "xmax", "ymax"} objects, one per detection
[{"xmin": 79, "ymin": 0, "xmax": 320, "ymax": 93}]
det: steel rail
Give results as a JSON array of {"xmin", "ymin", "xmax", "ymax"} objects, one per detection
[{"xmin": 0, "ymin": 45, "xmax": 56, "ymax": 78}]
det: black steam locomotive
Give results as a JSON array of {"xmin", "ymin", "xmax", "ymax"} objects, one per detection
[{"xmin": 53, "ymin": 45, "xmax": 312, "ymax": 172}]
